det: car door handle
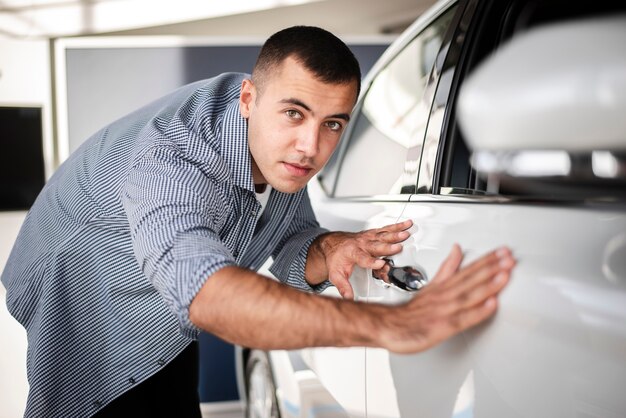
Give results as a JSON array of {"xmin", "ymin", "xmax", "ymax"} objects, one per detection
[{"xmin": 372, "ymin": 258, "xmax": 428, "ymax": 292}]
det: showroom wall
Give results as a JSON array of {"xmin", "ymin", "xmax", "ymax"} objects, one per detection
[
  {"xmin": 0, "ymin": 38, "xmax": 55, "ymax": 176},
  {"xmin": 0, "ymin": 38, "xmax": 53, "ymax": 418}
]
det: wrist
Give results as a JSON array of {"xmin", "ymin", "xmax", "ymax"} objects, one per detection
[
  {"xmin": 351, "ymin": 301, "xmax": 397, "ymax": 348},
  {"xmin": 305, "ymin": 233, "xmax": 330, "ymax": 286},
  {"xmin": 305, "ymin": 232, "xmax": 350, "ymax": 285}
]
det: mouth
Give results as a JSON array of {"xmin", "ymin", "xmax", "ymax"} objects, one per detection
[{"xmin": 283, "ymin": 162, "xmax": 313, "ymax": 177}]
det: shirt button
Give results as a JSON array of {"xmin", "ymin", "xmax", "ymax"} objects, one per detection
[
  {"xmin": 93, "ymin": 401, "xmax": 102, "ymax": 409},
  {"xmin": 128, "ymin": 378, "xmax": 136, "ymax": 385},
  {"xmin": 157, "ymin": 359, "xmax": 165, "ymax": 366}
]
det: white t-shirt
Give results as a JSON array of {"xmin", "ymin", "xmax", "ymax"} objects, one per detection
[{"xmin": 255, "ymin": 185, "xmax": 272, "ymax": 221}]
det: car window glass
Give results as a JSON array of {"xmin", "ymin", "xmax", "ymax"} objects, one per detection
[
  {"xmin": 439, "ymin": 0, "xmax": 626, "ymax": 201},
  {"xmin": 332, "ymin": 6, "xmax": 457, "ymax": 198}
]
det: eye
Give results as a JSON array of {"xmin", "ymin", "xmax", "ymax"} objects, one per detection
[
  {"xmin": 285, "ymin": 109, "xmax": 303, "ymax": 119},
  {"xmin": 325, "ymin": 121, "xmax": 343, "ymax": 132}
]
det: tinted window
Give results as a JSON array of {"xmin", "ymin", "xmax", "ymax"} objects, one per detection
[
  {"xmin": 331, "ymin": 6, "xmax": 457, "ymax": 198},
  {"xmin": 439, "ymin": 0, "xmax": 626, "ymax": 200}
]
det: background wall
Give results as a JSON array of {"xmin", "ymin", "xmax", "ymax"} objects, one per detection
[
  {"xmin": 0, "ymin": 38, "xmax": 54, "ymax": 175},
  {"xmin": 0, "ymin": 37, "xmax": 53, "ymax": 418},
  {"xmin": 56, "ymin": 38, "xmax": 392, "ymax": 157}
]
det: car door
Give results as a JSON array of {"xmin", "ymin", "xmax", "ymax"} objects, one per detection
[
  {"xmin": 356, "ymin": 2, "xmax": 472, "ymax": 416},
  {"xmin": 368, "ymin": 191, "xmax": 626, "ymax": 418},
  {"xmin": 364, "ymin": 0, "xmax": 626, "ymax": 417},
  {"xmin": 299, "ymin": 2, "xmax": 461, "ymax": 416}
]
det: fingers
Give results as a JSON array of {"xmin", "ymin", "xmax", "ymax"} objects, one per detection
[
  {"xmin": 372, "ymin": 261, "xmax": 392, "ymax": 283},
  {"xmin": 434, "ymin": 268, "xmax": 511, "ymax": 317},
  {"xmin": 446, "ymin": 253, "xmax": 515, "ymax": 302},
  {"xmin": 379, "ymin": 219, "xmax": 413, "ymax": 232},
  {"xmin": 328, "ymin": 271, "xmax": 354, "ymax": 299},
  {"xmin": 374, "ymin": 230, "xmax": 411, "ymax": 243},
  {"xmin": 360, "ymin": 241, "xmax": 404, "ymax": 258},
  {"xmin": 447, "ymin": 296, "xmax": 499, "ymax": 335},
  {"xmin": 429, "ymin": 246, "xmax": 514, "ymax": 310},
  {"xmin": 423, "ymin": 246, "xmax": 515, "ymax": 321},
  {"xmin": 429, "ymin": 244, "xmax": 463, "ymax": 284},
  {"xmin": 372, "ymin": 220, "xmax": 412, "ymax": 243},
  {"xmin": 439, "ymin": 246, "xmax": 514, "ymax": 291},
  {"xmin": 363, "ymin": 219, "xmax": 413, "ymax": 244},
  {"xmin": 344, "ymin": 220, "xmax": 413, "ymax": 265},
  {"xmin": 358, "ymin": 224, "xmax": 412, "ymax": 256},
  {"xmin": 352, "ymin": 247, "xmax": 387, "ymax": 270}
]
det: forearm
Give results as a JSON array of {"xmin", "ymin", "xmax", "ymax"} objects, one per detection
[{"xmin": 189, "ymin": 265, "xmax": 388, "ymax": 350}]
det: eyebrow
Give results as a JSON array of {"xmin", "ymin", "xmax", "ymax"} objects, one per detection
[{"xmin": 279, "ymin": 98, "xmax": 351, "ymax": 121}]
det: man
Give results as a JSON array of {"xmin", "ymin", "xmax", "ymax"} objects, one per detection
[{"xmin": 2, "ymin": 26, "xmax": 515, "ymax": 417}]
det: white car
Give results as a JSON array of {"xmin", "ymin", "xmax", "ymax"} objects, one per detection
[{"xmin": 240, "ymin": 0, "xmax": 626, "ymax": 417}]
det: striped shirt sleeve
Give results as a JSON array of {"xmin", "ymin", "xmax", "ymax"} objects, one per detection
[
  {"xmin": 122, "ymin": 142, "xmax": 235, "ymax": 335},
  {"xmin": 269, "ymin": 189, "xmax": 332, "ymax": 293}
]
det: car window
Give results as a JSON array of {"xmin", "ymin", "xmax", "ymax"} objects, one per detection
[
  {"xmin": 330, "ymin": 5, "xmax": 458, "ymax": 198},
  {"xmin": 434, "ymin": 0, "xmax": 626, "ymax": 200}
]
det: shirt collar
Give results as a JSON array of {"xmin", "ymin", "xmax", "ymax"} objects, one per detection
[{"xmin": 220, "ymin": 95, "xmax": 256, "ymax": 193}]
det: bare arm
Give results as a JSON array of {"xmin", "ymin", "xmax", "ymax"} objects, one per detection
[
  {"xmin": 189, "ymin": 265, "xmax": 385, "ymax": 350},
  {"xmin": 189, "ymin": 243, "xmax": 516, "ymax": 354}
]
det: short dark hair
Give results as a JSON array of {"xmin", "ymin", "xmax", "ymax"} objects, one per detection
[{"xmin": 253, "ymin": 25, "xmax": 361, "ymax": 97}]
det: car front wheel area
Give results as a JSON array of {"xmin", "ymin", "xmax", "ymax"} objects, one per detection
[{"xmin": 245, "ymin": 350, "xmax": 281, "ymax": 418}]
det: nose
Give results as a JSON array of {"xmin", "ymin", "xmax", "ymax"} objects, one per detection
[{"xmin": 294, "ymin": 125, "xmax": 320, "ymax": 158}]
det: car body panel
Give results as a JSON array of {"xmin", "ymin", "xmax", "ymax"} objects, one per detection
[
  {"xmin": 361, "ymin": 196, "xmax": 626, "ymax": 417},
  {"xmin": 295, "ymin": 178, "xmax": 412, "ymax": 417}
]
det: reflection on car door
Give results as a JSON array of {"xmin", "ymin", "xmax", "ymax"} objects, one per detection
[
  {"xmin": 364, "ymin": 200, "xmax": 476, "ymax": 418},
  {"xmin": 366, "ymin": 194, "xmax": 626, "ymax": 417}
]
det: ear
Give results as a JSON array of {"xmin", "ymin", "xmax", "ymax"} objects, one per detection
[{"xmin": 239, "ymin": 79, "xmax": 256, "ymax": 119}]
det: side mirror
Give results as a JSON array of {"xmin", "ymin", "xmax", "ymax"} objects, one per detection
[{"xmin": 458, "ymin": 16, "xmax": 626, "ymax": 158}]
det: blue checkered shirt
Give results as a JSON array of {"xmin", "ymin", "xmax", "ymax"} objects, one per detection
[{"xmin": 1, "ymin": 72, "xmax": 328, "ymax": 418}]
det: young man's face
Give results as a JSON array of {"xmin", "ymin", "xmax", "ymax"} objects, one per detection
[{"xmin": 239, "ymin": 56, "xmax": 358, "ymax": 194}]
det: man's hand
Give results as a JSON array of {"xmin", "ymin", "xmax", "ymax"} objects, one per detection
[
  {"xmin": 378, "ymin": 244, "xmax": 516, "ymax": 353},
  {"xmin": 306, "ymin": 219, "xmax": 413, "ymax": 298}
]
